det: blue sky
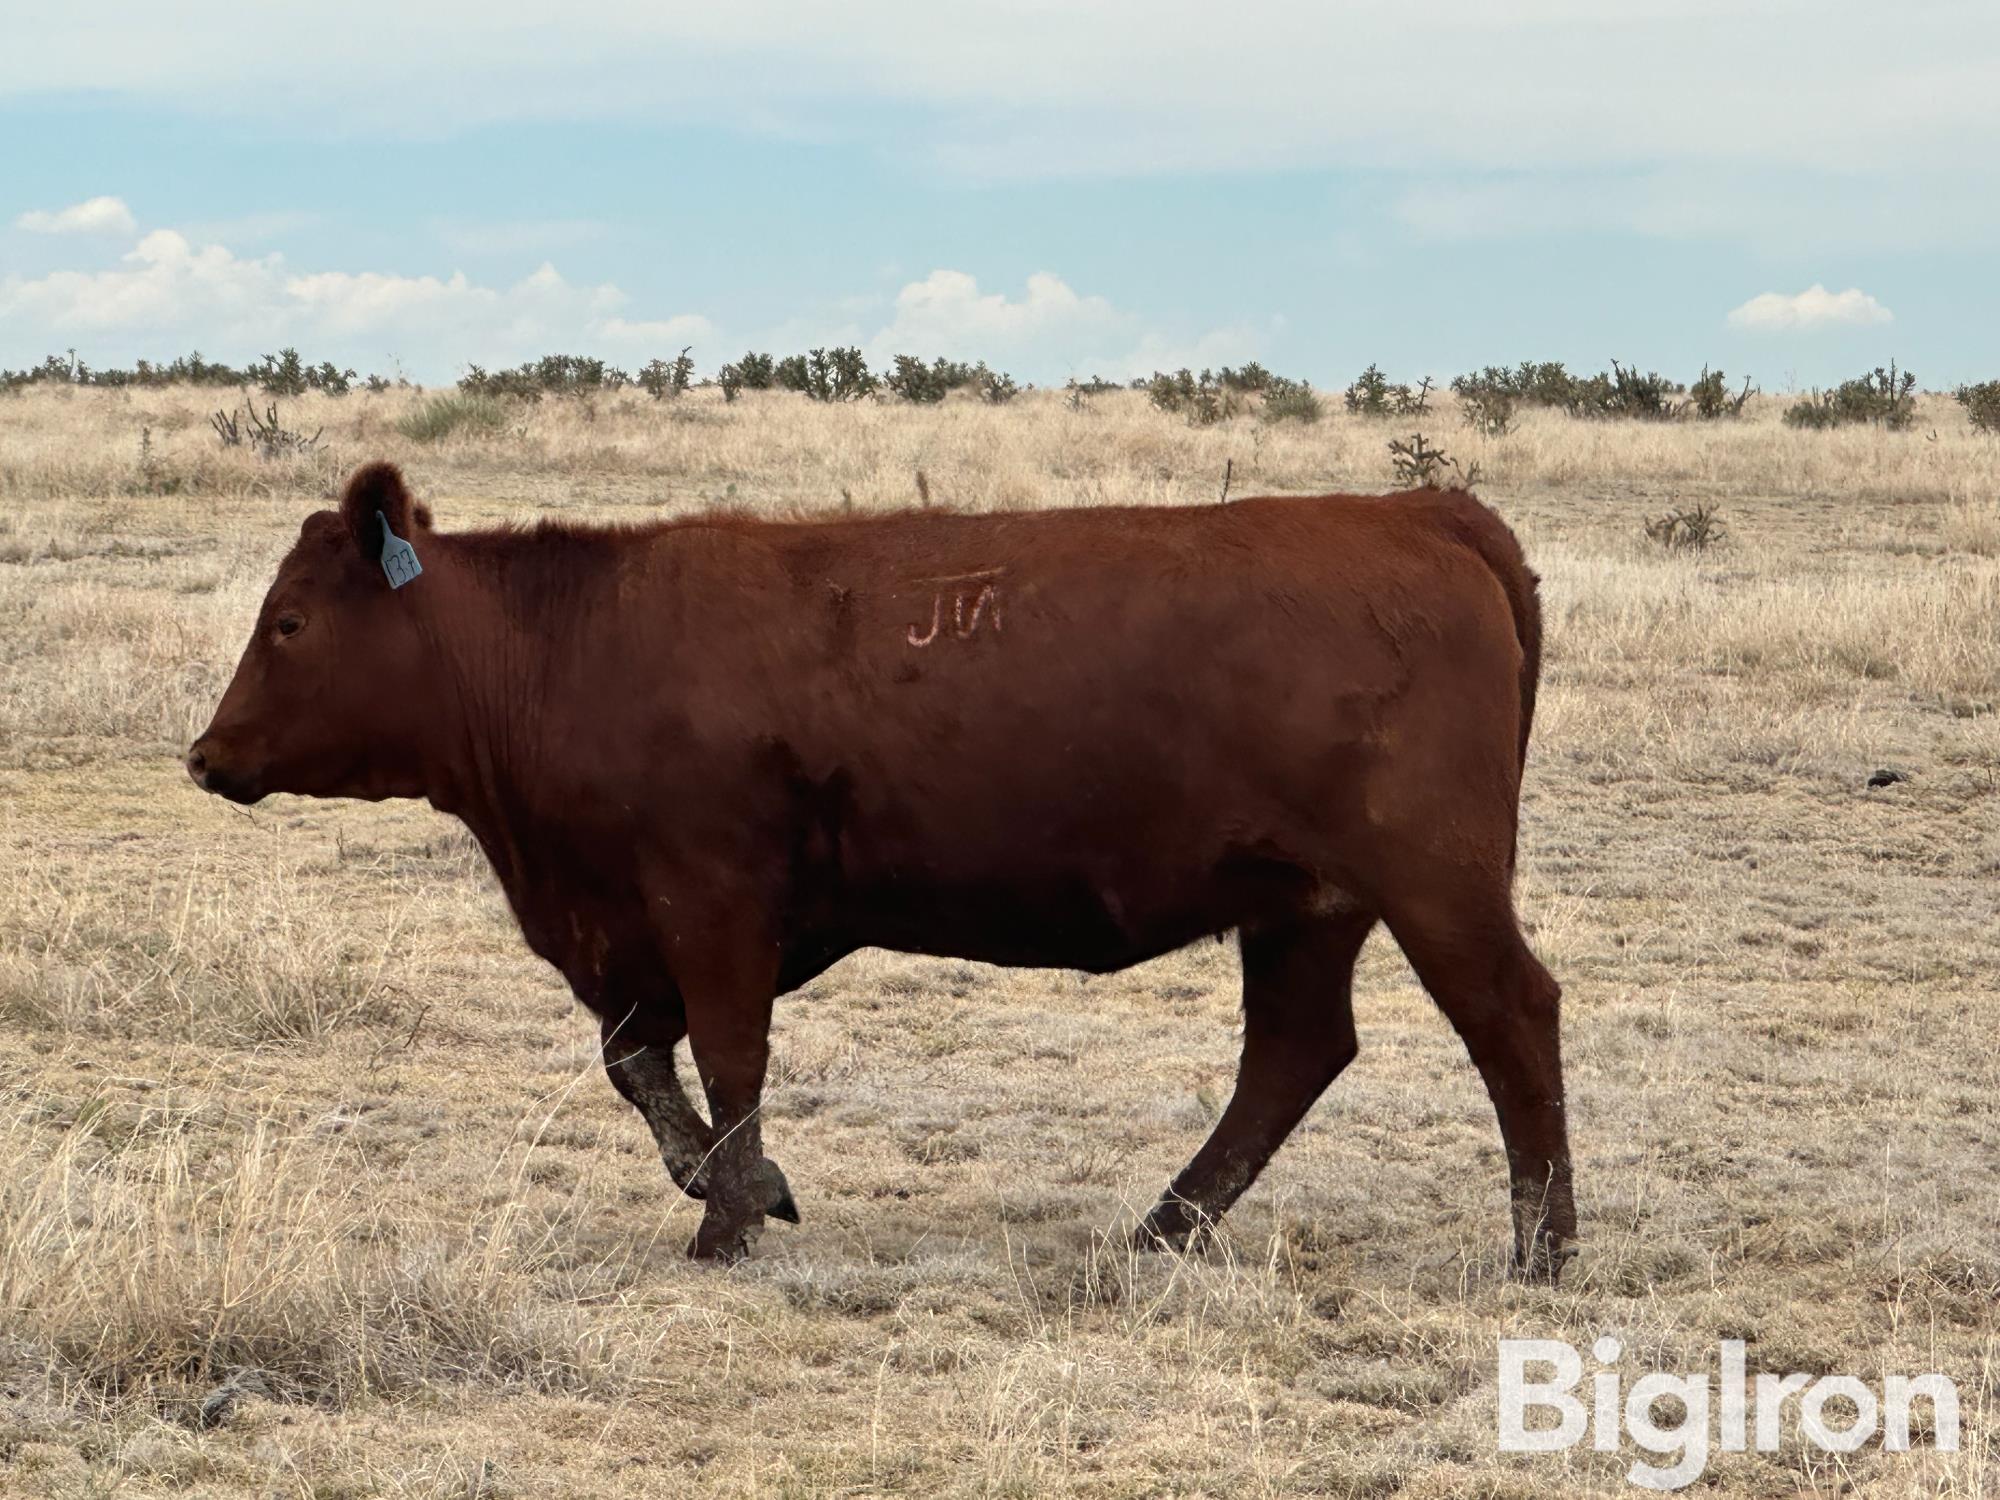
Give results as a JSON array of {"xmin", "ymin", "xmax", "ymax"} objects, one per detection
[{"xmin": 3, "ymin": 2, "xmax": 1996, "ymax": 389}]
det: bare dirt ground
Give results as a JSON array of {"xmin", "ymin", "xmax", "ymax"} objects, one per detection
[{"xmin": 1, "ymin": 384, "xmax": 1997, "ymax": 1497}]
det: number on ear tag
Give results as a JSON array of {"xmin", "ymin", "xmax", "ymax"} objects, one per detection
[{"xmin": 378, "ymin": 510, "xmax": 423, "ymax": 589}]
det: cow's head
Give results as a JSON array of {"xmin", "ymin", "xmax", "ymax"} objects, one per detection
[{"xmin": 187, "ymin": 462, "xmax": 439, "ymax": 805}]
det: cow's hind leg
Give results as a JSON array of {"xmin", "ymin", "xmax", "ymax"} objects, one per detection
[
  {"xmin": 679, "ymin": 968, "xmax": 785, "ymax": 1264},
  {"xmin": 1138, "ymin": 911, "xmax": 1375, "ymax": 1251},
  {"xmin": 600, "ymin": 1001, "xmax": 798, "ymax": 1225},
  {"xmin": 1382, "ymin": 874, "xmax": 1574, "ymax": 1280}
]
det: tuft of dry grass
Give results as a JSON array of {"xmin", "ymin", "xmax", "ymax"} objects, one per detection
[
  {"xmin": 0, "ymin": 1108, "xmax": 655, "ymax": 1408},
  {"xmin": 1943, "ymin": 495, "xmax": 2000, "ymax": 557},
  {"xmin": 0, "ymin": 385, "xmax": 1996, "ymax": 1496},
  {"xmin": 0, "ymin": 861, "xmax": 407, "ymax": 1041}
]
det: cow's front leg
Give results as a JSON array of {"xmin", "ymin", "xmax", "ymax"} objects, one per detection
[
  {"xmin": 675, "ymin": 944, "xmax": 783, "ymax": 1264},
  {"xmin": 600, "ymin": 1003, "xmax": 712, "ymax": 1197},
  {"xmin": 599, "ymin": 987, "xmax": 798, "ymax": 1224}
]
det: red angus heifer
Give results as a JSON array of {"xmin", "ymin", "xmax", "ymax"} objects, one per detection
[{"xmin": 189, "ymin": 463, "xmax": 1575, "ymax": 1274}]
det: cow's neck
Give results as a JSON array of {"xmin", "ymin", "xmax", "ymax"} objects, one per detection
[{"xmin": 415, "ymin": 533, "xmax": 616, "ymax": 887}]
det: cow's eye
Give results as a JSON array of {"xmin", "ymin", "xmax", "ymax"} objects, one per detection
[{"xmin": 276, "ymin": 613, "xmax": 305, "ymax": 639}]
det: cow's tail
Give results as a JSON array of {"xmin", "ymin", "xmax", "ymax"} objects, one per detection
[{"xmin": 1434, "ymin": 490, "xmax": 1543, "ymax": 773}]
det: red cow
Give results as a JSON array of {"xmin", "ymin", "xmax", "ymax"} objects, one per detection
[{"xmin": 188, "ymin": 463, "xmax": 1574, "ymax": 1275}]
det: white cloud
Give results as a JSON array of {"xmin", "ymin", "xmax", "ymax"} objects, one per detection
[
  {"xmin": 0, "ymin": 225, "xmax": 710, "ymax": 376},
  {"xmin": 857, "ymin": 269, "xmax": 1253, "ymax": 382},
  {"xmin": 868, "ymin": 270, "xmax": 1119, "ymax": 361},
  {"xmin": 1726, "ymin": 285, "xmax": 1893, "ymax": 331},
  {"xmin": 4, "ymin": 10, "xmax": 1997, "ymax": 257},
  {"xmin": 15, "ymin": 195, "xmax": 138, "ymax": 236},
  {"xmin": 4, "ymin": 4, "xmax": 1997, "ymax": 190},
  {"xmin": 2, "ymin": 230, "xmax": 282, "ymax": 337},
  {"xmin": 597, "ymin": 314, "xmax": 714, "ymax": 346},
  {"xmin": 1, "ymin": 225, "xmax": 1255, "ymax": 384}
]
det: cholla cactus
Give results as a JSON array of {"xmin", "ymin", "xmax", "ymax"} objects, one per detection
[
  {"xmin": 789, "ymin": 347, "xmax": 876, "ymax": 402},
  {"xmin": 1689, "ymin": 367, "xmax": 1754, "ymax": 420},
  {"xmin": 1388, "ymin": 432, "xmax": 1481, "ymax": 490},
  {"xmin": 638, "ymin": 348, "xmax": 696, "ymax": 400},
  {"xmin": 1785, "ymin": 361, "xmax": 1917, "ymax": 430},
  {"xmin": 1146, "ymin": 368, "xmax": 1241, "ymax": 426},
  {"xmin": 1259, "ymin": 377, "xmax": 1322, "ymax": 425},
  {"xmin": 1956, "ymin": 380, "xmax": 2000, "ymax": 433}
]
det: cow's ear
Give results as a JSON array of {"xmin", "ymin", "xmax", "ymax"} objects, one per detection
[{"xmin": 339, "ymin": 462, "xmax": 426, "ymax": 564}]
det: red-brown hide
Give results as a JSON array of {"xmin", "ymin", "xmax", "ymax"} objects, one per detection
[{"xmin": 190, "ymin": 463, "xmax": 1574, "ymax": 1272}]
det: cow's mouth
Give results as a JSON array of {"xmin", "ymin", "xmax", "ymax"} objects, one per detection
[{"xmin": 202, "ymin": 772, "xmax": 267, "ymax": 805}]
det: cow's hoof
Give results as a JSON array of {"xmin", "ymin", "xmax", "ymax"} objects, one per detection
[
  {"xmin": 756, "ymin": 1157, "xmax": 800, "ymax": 1224},
  {"xmin": 688, "ymin": 1213, "xmax": 760, "ymax": 1264},
  {"xmin": 1514, "ymin": 1234, "xmax": 1579, "ymax": 1285}
]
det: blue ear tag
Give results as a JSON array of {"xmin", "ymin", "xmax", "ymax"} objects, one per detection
[{"xmin": 378, "ymin": 510, "xmax": 423, "ymax": 589}]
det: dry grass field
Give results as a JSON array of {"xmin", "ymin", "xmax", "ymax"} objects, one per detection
[{"xmin": 1, "ymin": 382, "xmax": 1997, "ymax": 1497}]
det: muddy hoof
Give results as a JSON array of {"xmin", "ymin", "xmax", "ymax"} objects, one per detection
[
  {"xmin": 755, "ymin": 1158, "xmax": 800, "ymax": 1224},
  {"xmin": 688, "ymin": 1215, "xmax": 759, "ymax": 1264}
]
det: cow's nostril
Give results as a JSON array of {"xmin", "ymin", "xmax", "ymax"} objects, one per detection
[{"xmin": 185, "ymin": 747, "xmax": 207, "ymax": 781}]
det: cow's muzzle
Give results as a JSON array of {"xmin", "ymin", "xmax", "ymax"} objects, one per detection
[{"xmin": 185, "ymin": 741, "xmax": 263, "ymax": 804}]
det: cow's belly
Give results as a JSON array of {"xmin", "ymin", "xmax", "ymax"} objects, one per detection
[
  {"xmin": 851, "ymin": 885, "xmax": 1191, "ymax": 973},
  {"xmin": 836, "ymin": 839, "xmax": 1321, "ymax": 974}
]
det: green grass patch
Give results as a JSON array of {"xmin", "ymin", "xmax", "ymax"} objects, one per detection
[{"xmin": 396, "ymin": 392, "xmax": 507, "ymax": 443}]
